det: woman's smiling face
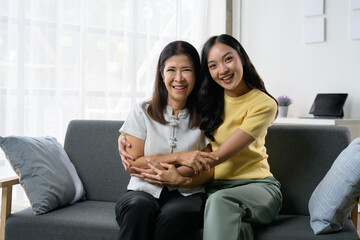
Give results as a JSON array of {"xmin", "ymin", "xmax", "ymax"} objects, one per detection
[
  {"xmin": 162, "ymin": 54, "xmax": 195, "ymax": 107},
  {"xmin": 207, "ymin": 42, "xmax": 246, "ymax": 97}
]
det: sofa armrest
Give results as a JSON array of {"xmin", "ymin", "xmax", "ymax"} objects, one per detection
[
  {"xmin": 351, "ymin": 199, "xmax": 359, "ymax": 232},
  {"xmin": 0, "ymin": 176, "xmax": 20, "ymax": 240}
]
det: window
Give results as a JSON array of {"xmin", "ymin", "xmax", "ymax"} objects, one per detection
[{"xmin": 0, "ymin": 0, "xmax": 225, "ymax": 211}]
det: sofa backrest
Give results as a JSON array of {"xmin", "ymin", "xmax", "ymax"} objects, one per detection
[
  {"xmin": 63, "ymin": 120, "xmax": 351, "ymax": 213},
  {"xmin": 64, "ymin": 120, "xmax": 129, "ymax": 202},
  {"xmin": 266, "ymin": 124, "xmax": 350, "ymax": 216}
]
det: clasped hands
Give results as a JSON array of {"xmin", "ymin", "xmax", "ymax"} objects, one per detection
[{"xmin": 131, "ymin": 159, "xmax": 192, "ymax": 187}]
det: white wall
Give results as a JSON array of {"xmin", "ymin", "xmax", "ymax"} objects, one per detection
[{"xmin": 239, "ymin": 0, "xmax": 360, "ymax": 118}]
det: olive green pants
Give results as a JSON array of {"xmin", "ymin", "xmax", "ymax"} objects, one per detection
[{"xmin": 203, "ymin": 177, "xmax": 282, "ymax": 240}]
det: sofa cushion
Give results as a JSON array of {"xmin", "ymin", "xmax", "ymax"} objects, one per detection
[
  {"xmin": 309, "ymin": 137, "xmax": 360, "ymax": 234},
  {"xmin": 253, "ymin": 215, "xmax": 358, "ymax": 240},
  {"xmin": 5, "ymin": 201, "xmax": 120, "ymax": 240},
  {"xmin": 0, "ymin": 136, "xmax": 85, "ymax": 215}
]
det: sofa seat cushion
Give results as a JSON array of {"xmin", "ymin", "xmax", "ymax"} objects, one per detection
[
  {"xmin": 5, "ymin": 201, "xmax": 120, "ymax": 240},
  {"xmin": 253, "ymin": 215, "xmax": 358, "ymax": 240}
]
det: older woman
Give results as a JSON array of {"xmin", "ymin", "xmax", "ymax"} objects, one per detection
[{"xmin": 115, "ymin": 40, "xmax": 217, "ymax": 240}]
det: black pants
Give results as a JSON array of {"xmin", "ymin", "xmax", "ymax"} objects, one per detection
[{"xmin": 115, "ymin": 188, "xmax": 206, "ymax": 240}]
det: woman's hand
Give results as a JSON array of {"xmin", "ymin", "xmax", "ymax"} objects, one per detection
[
  {"xmin": 118, "ymin": 134, "xmax": 135, "ymax": 171},
  {"xmin": 130, "ymin": 166, "xmax": 157, "ymax": 179},
  {"xmin": 132, "ymin": 159, "xmax": 191, "ymax": 187},
  {"xmin": 175, "ymin": 151, "xmax": 218, "ymax": 175}
]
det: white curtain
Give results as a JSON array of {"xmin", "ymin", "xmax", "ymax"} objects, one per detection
[{"xmin": 0, "ymin": 0, "xmax": 225, "ymax": 211}]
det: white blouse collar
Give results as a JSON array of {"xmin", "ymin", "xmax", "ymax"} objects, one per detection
[{"xmin": 165, "ymin": 105, "xmax": 189, "ymax": 119}]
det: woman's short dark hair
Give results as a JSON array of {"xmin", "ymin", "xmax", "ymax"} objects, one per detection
[
  {"xmin": 147, "ymin": 40, "xmax": 202, "ymax": 128},
  {"xmin": 199, "ymin": 34, "xmax": 277, "ymax": 140}
]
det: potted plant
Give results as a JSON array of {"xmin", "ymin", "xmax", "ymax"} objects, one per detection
[{"xmin": 277, "ymin": 95, "xmax": 292, "ymax": 118}]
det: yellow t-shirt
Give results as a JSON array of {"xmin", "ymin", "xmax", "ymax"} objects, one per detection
[{"xmin": 211, "ymin": 89, "xmax": 277, "ymax": 180}]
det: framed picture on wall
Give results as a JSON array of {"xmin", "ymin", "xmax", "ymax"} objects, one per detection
[
  {"xmin": 303, "ymin": 0, "xmax": 324, "ymax": 17},
  {"xmin": 351, "ymin": 0, "xmax": 360, "ymax": 10},
  {"xmin": 304, "ymin": 17, "xmax": 325, "ymax": 43},
  {"xmin": 350, "ymin": 12, "xmax": 360, "ymax": 39}
]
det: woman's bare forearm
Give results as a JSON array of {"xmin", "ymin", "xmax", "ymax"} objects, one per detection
[
  {"xmin": 177, "ymin": 167, "xmax": 214, "ymax": 188},
  {"xmin": 129, "ymin": 154, "xmax": 179, "ymax": 169},
  {"xmin": 209, "ymin": 129, "xmax": 255, "ymax": 167},
  {"xmin": 130, "ymin": 144, "xmax": 216, "ymax": 172}
]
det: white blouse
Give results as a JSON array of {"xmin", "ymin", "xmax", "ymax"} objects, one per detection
[{"xmin": 120, "ymin": 102, "xmax": 208, "ymax": 198}]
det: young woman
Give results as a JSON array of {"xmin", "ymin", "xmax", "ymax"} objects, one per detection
[
  {"xmin": 115, "ymin": 40, "xmax": 217, "ymax": 240},
  {"xmin": 197, "ymin": 34, "xmax": 282, "ymax": 240},
  {"xmin": 119, "ymin": 34, "xmax": 282, "ymax": 240}
]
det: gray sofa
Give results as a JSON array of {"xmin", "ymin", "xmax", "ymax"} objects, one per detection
[{"xmin": 1, "ymin": 120, "xmax": 359, "ymax": 240}]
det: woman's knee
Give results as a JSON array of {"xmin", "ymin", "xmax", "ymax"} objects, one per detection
[
  {"xmin": 154, "ymin": 211, "xmax": 201, "ymax": 240},
  {"xmin": 206, "ymin": 190, "xmax": 233, "ymax": 207},
  {"xmin": 115, "ymin": 191, "xmax": 158, "ymax": 220},
  {"xmin": 156, "ymin": 194, "xmax": 205, "ymax": 230},
  {"xmin": 205, "ymin": 190, "xmax": 248, "ymax": 219},
  {"xmin": 156, "ymin": 205, "xmax": 197, "ymax": 227}
]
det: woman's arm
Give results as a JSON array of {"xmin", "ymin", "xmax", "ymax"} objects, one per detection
[
  {"xmin": 132, "ymin": 130, "xmax": 254, "ymax": 181},
  {"xmin": 140, "ymin": 131, "xmax": 254, "ymax": 182},
  {"xmin": 206, "ymin": 97, "xmax": 277, "ymax": 168},
  {"xmin": 132, "ymin": 160, "xmax": 214, "ymax": 188},
  {"xmin": 125, "ymin": 135, "xmax": 218, "ymax": 175},
  {"xmin": 118, "ymin": 134, "xmax": 134, "ymax": 171},
  {"xmin": 130, "ymin": 144, "xmax": 215, "ymax": 188},
  {"xmin": 176, "ymin": 144, "xmax": 214, "ymax": 177},
  {"xmin": 209, "ymin": 128, "xmax": 255, "ymax": 167}
]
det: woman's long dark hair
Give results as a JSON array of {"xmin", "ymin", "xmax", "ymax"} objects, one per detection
[
  {"xmin": 199, "ymin": 34, "xmax": 277, "ymax": 141},
  {"xmin": 147, "ymin": 40, "xmax": 202, "ymax": 128}
]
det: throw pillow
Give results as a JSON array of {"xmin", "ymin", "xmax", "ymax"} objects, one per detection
[
  {"xmin": 309, "ymin": 137, "xmax": 360, "ymax": 234},
  {"xmin": 0, "ymin": 136, "xmax": 85, "ymax": 215}
]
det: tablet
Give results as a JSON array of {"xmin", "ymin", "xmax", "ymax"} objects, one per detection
[{"xmin": 309, "ymin": 93, "xmax": 348, "ymax": 118}]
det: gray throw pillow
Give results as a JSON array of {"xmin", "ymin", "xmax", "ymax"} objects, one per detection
[
  {"xmin": 309, "ymin": 137, "xmax": 360, "ymax": 234},
  {"xmin": 0, "ymin": 136, "xmax": 85, "ymax": 215}
]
